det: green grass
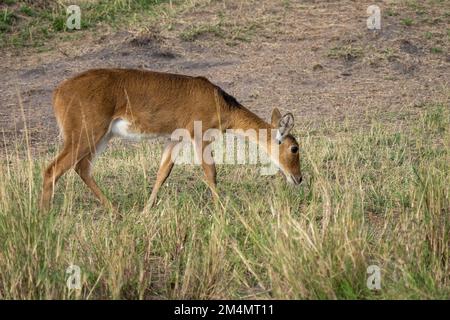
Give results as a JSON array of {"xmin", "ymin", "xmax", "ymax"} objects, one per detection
[
  {"xmin": 0, "ymin": 0, "xmax": 171, "ymax": 48},
  {"xmin": 401, "ymin": 18, "xmax": 414, "ymax": 26},
  {"xmin": 19, "ymin": 5, "xmax": 36, "ymax": 17},
  {"xmin": 0, "ymin": 103, "xmax": 449, "ymax": 299},
  {"xmin": 179, "ymin": 20, "xmax": 259, "ymax": 45},
  {"xmin": 430, "ymin": 47, "xmax": 443, "ymax": 54},
  {"xmin": 425, "ymin": 31, "xmax": 433, "ymax": 39},
  {"xmin": 386, "ymin": 8, "xmax": 399, "ymax": 17},
  {"xmin": 180, "ymin": 24, "xmax": 224, "ymax": 41},
  {"xmin": 0, "ymin": 8, "xmax": 16, "ymax": 32}
]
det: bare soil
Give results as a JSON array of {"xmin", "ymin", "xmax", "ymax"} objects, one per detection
[{"xmin": 0, "ymin": 0, "xmax": 448, "ymax": 154}]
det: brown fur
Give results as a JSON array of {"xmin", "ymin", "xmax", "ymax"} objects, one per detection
[{"xmin": 40, "ymin": 68, "xmax": 301, "ymax": 211}]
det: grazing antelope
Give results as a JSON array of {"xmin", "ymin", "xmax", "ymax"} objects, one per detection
[{"xmin": 40, "ymin": 68, "xmax": 302, "ymax": 211}]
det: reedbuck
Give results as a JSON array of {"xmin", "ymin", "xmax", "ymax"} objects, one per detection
[{"xmin": 40, "ymin": 69, "xmax": 302, "ymax": 211}]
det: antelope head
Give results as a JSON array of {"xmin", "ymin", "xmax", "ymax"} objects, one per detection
[{"xmin": 270, "ymin": 108, "xmax": 302, "ymax": 185}]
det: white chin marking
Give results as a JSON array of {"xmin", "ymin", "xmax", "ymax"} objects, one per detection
[{"xmin": 286, "ymin": 175, "xmax": 295, "ymax": 185}]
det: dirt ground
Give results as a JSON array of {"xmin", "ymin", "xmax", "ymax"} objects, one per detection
[{"xmin": 0, "ymin": 0, "xmax": 448, "ymax": 154}]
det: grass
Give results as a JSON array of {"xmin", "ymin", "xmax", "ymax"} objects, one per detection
[
  {"xmin": 179, "ymin": 20, "xmax": 260, "ymax": 45},
  {"xmin": 0, "ymin": 8, "xmax": 16, "ymax": 32},
  {"xmin": 430, "ymin": 47, "xmax": 443, "ymax": 54},
  {"xmin": 0, "ymin": 0, "xmax": 171, "ymax": 48},
  {"xmin": 180, "ymin": 23, "xmax": 224, "ymax": 41},
  {"xmin": 401, "ymin": 18, "xmax": 414, "ymax": 26},
  {"xmin": 386, "ymin": 8, "xmax": 399, "ymax": 17},
  {"xmin": 327, "ymin": 45, "xmax": 364, "ymax": 62},
  {"xmin": 0, "ymin": 103, "xmax": 449, "ymax": 299}
]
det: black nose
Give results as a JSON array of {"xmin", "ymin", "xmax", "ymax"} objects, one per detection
[{"xmin": 299, "ymin": 176, "xmax": 303, "ymax": 184}]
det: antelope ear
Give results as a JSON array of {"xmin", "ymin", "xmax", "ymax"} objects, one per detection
[
  {"xmin": 276, "ymin": 113, "xmax": 294, "ymax": 143},
  {"xmin": 271, "ymin": 108, "xmax": 282, "ymax": 127}
]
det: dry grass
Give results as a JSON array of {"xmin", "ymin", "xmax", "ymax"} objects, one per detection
[{"xmin": 0, "ymin": 101, "xmax": 448, "ymax": 299}]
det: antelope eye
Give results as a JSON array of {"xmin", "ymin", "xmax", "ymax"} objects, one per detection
[{"xmin": 291, "ymin": 146, "xmax": 299, "ymax": 154}]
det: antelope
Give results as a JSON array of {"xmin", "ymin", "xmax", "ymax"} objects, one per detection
[{"xmin": 40, "ymin": 68, "xmax": 302, "ymax": 212}]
